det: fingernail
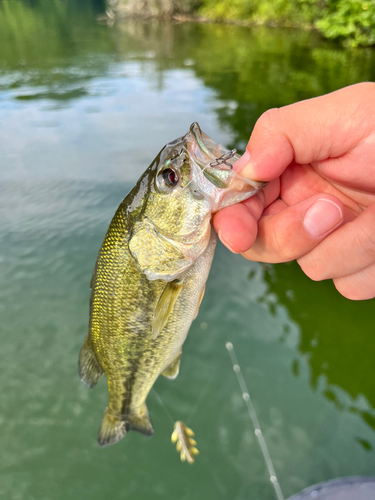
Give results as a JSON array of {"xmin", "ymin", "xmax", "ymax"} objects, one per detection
[
  {"xmin": 304, "ymin": 199, "xmax": 343, "ymax": 238},
  {"xmin": 218, "ymin": 230, "xmax": 239, "ymax": 254},
  {"xmin": 233, "ymin": 150, "xmax": 251, "ymax": 174}
]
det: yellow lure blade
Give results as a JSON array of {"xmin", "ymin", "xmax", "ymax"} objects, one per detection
[{"xmin": 171, "ymin": 421, "xmax": 198, "ymax": 464}]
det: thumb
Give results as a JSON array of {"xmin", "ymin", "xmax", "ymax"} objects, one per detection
[{"xmin": 242, "ymin": 194, "xmax": 345, "ymax": 263}]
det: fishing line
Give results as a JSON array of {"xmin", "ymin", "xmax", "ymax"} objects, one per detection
[
  {"xmin": 176, "ymin": 147, "xmax": 237, "ymax": 197},
  {"xmin": 151, "ymin": 387, "xmax": 175, "ymax": 426},
  {"xmin": 152, "ymin": 374, "xmax": 212, "ymax": 428},
  {"xmin": 185, "ymin": 376, "xmax": 213, "ymax": 424},
  {"xmin": 225, "ymin": 341, "xmax": 284, "ymax": 500}
]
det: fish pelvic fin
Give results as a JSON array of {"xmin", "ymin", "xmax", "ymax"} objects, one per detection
[
  {"xmin": 127, "ymin": 404, "xmax": 154, "ymax": 437},
  {"xmin": 161, "ymin": 350, "xmax": 182, "ymax": 379},
  {"xmin": 98, "ymin": 408, "xmax": 127, "ymax": 447},
  {"xmin": 153, "ymin": 280, "xmax": 183, "ymax": 339},
  {"xmin": 78, "ymin": 333, "xmax": 104, "ymax": 389},
  {"xmin": 194, "ymin": 284, "xmax": 206, "ymax": 320}
]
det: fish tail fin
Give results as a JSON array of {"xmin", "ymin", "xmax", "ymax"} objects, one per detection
[
  {"xmin": 127, "ymin": 404, "xmax": 154, "ymax": 437},
  {"xmin": 98, "ymin": 408, "xmax": 127, "ymax": 447},
  {"xmin": 78, "ymin": 333, "xmax": 104, "ymax": 389}
]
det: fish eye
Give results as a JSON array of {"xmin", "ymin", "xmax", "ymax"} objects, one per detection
[{"xmin": 158, "ymin": 168, "xmax": 179, "ymax": 189}]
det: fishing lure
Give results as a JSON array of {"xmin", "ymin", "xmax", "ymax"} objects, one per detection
[
  {"xmin": 209, "ymin": 148, "xmax": 237, "ymax": 168},
  {"xmin": 171, "ymin": 421, "xmax": 199, "ymax": 463}
]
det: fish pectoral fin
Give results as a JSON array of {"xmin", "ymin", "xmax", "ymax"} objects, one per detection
[
  {"xmin": 98, "ymin": 408, "xmax": 127, "ymax": 447},
  {"xmin": 78, "ymin": 333, "xmax": 104, "ymax": 389},
  {"xmin": 152, "ymin": 280, "xmax": 183, "ymax": 339},
  {"xmin": 161, "ymin": 350, "xmax": 182, "ymax": 379},
  {"xmin": 127, "ymin": 405, "xmax": 154, "ymax": 437}
]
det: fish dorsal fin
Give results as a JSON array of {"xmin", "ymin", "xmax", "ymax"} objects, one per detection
[
  {"xmin": 129, "ymin": 220, "xmax": 192, "ymax": 281},
  {"xmin": 153, "ymin": 280, "xmax": 183, "ymax": 340}
]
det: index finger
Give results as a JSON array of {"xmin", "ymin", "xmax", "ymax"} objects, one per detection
[{"xmin": 234, "ymin": 82, "xmax": 375, "ymax": 182}]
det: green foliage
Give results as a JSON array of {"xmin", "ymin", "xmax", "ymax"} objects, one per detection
[
  {"xmin": 198, "ymin": 0, "xmax": 375, "ymax": 47},
  {"xmin": 317, "ymin": 0, "xmax": 375, "ymax": 47},
  {"xmin": 199, "ymin": 0, "xmax": 321, "ymax": 25},
  {"xmin": 199, "ymin": 0, "xmax": 256, "ymax": 21},
  {"xmin": 115, "ymin": 0, "xmax": 202, "ymax": 17},
  {"xmin": 252, "ymin": 0, "xmax": 321, "ymax": 26}
]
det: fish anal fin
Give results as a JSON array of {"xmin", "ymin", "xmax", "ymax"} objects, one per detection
[
  {"xmin": 98, "ymin": 408, "xmax": 127, "ymax": 447},
  {"xmin": 78, "ymin": 334, "xmax": 104, "ymax": 389},
  {"xmin": 161, "ymin": 350, "xmax": 182, "ymax": 379},
  {"xmin": 153, "ymin": 281, "xmax": 183, "ymax": 339},
  {"xmin": 127, "ymin": 404, "xmax": 154, "ymax": 436},
  {"xmin": 194, "ymin": 284, "xmax": 206, "ymax": 320}
]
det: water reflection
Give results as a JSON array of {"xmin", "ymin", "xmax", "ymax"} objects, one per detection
[
  {"xmin": 2, "ymin": 7, "xmax": 375, "ymax": 108},
  {"xmin": 114, "ymin": 22, "xmax": 375, "ymax": 150},
  {"xmin": 261, "ymin": 262, "xmax": 375, "ymax": 441}
]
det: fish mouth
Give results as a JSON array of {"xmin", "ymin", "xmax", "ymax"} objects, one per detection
[
  {"xmin": 183, "ymin": 122, "xmax": 267, "ymax": 211},
  {"xmin": 185, "ymin": 122, "xmax": 237, "ymax": 171}
]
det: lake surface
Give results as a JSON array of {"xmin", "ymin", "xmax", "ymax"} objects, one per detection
[{"xmin": 1, "ymin": 2, "xmax": 375, "ymax": 499}]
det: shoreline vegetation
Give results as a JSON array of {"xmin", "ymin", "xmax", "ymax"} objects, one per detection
[
  {"xmin": 113, "ymin": 0, "xmax": 375, "ymax": 48},
  {"xmin": 0, "ymin": 0, "xmax": 374, "ymax": 48}
]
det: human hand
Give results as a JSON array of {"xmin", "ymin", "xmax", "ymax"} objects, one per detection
[{"xmin": 213, "ymin": 83, "xmax": 375, "ymax": 300}]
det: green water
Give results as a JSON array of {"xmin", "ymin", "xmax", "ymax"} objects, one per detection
[{"xmin": 1, "ymin": 2, "xmax": 375, "ymax": 499}]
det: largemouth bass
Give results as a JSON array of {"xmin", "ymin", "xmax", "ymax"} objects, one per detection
[{"xmin": 78, "ymin": 123, "xmax": 265, "ymax": 446}]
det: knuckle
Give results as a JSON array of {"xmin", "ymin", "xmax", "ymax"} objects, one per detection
[
  {"xmin": 355, "ymin": 218, "xmax": 375, "ymax": 260},
  {"xmin": 267, "ymin": 225, "xmax": 295, "ymax": 262},
  {"xmin": 297, "ymin": 254, "xmax": 326, "ymax": 281},
  {"xmin": 333, "ymin": 264, "xmax": 375, "ymax": 300},
  {"xmin": 333, "ymin": 279, "xmax": 364, "ymax": 301},
  {"xmin": 243, "ymin": 192, "xmax": 264, "ymax": 220},
  {"xmin": 356, "ymin": 81, "xmax": 375, "ymax": 95},
  {"xmin": 256, "ymin": 108, "xmax": 280, "ymax": 134}
]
